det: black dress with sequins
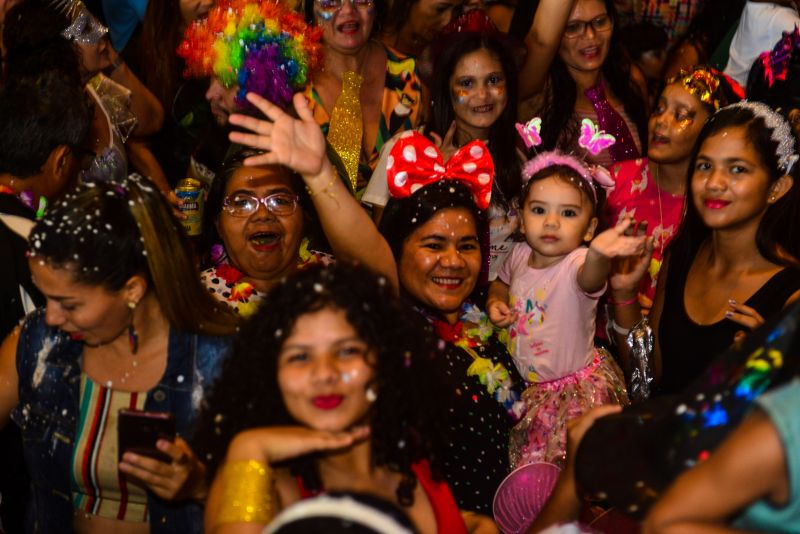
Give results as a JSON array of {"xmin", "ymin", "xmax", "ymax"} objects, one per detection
[{"xmin": 437, "ymin": 333, "xmax": 523, "ymax": 515}]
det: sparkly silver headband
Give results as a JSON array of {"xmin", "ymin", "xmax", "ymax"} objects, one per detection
[
  {"xmin": 726, "ymin": 101, "xmax": 799, "ymax": 174},
  {"xmin": 49, "ymin": 0, "xmax": 108, "ymax": 45}
]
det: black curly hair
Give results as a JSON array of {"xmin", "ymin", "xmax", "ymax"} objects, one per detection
[{"xmin": 194, "ymin": 262, "xmax": 448, "ymax": 506}]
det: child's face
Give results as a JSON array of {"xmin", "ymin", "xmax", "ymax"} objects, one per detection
[
  {"xmin": 520, "ymin": 176, "xmax": 598, "ymax": 268},
  {"xmin": 648, "ymin": 83, "xmax": 711, "ymax": 165},
  {"xmin": 449, "ymin": 48, "xmax": 508, "ymax": 138}
]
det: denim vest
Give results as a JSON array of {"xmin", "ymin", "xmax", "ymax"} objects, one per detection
[{"xmin": 12, "ymin": 309, "xmax": 233, "ymax": 533}]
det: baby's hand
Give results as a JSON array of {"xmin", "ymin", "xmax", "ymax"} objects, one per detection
[
  {"xmin": 590, "ymin": 218, "xmax": 647, "ymax": 259},
  {"xmin": 487, "ymin": 299, "xmax": 517, "ymax": 327}
]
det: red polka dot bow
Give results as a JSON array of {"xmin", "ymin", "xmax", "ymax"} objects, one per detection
[{"xmin": 386, "ymin": 132, "xmax": 494, "ymax": 210}]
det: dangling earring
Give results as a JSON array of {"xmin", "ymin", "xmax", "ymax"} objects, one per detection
[
  {"xmin": 127, "ymin": 301, "xmax": 139, "ymax": 355},
  {"xmin": 365, "ymin": 387, "xmax": 377, "ymax": 403}
]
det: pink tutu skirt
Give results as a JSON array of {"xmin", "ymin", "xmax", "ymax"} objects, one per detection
[{"xmin": 509, "ymin": 351, "xmax": 629, "ymax": 469}]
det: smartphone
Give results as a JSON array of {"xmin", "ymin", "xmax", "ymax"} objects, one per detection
[{"xmin": 118, "ymin": 409, "xmax": 176, "ymax": 464}]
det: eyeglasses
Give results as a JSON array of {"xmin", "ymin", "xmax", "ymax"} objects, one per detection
[
  {"xmin": 563, "ymin": 15, "xmax": 612, "ymax": 38},
  {"xmin": 222, "ymin": 192, "xmax": 300, "ymax": 217},
  {"xmin": 315, "ymin": 0, "xmax": 374, "ymax": 13}
]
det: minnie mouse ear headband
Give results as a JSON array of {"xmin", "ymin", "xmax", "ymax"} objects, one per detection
[
  {"xmin": 518, "ymin": 117, "xmax": 616, "ymax": 202},
  {"xmin": 725, "ymin": 101, "xmax": 799, "ymax": 174},
  {"xmin": 386, "ymin": 131, "xmax": 494, "ymax": 210}
]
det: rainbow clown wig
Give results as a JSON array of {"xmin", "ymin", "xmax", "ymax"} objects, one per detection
[{"xmin": 178, "ymin": 0, "xmax": 322, "ymax": 109}]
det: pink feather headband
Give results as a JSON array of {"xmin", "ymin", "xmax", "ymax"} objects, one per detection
[
  {"xmin": 516, "ymin": 116, "xmax": 617, "ymax": 201},
  {"xmin": 521, "ymin": 151, "xmax": 614, "ymax": 203}
]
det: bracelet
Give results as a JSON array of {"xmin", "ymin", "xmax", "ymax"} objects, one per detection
[
  {"xmin": 305, "ymin": 177, "xmax": 336, "ymax": 198},
  {"xmin": 216, "ymin": 459, "xmax": 273, "ymax": 524},
  {"xmin": 305, "ymin": 166, "xmax": 338, "ymax": 199},
  {"xmin": 608, "ymin": 295, "xmax": 637, "ymax": 307},
  {"xmin": 609, "ymin": 318, "xmax": 631, "ymax": 336}
]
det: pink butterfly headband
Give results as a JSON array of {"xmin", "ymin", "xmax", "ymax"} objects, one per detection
[
  {"xmin": 387, "ymin": 132, "xmax": 494, "ymax": 210},
  {"xmin": 522, "ymin": 151, "xmax": 614, "ymax": 203},
  {"xmin": 516, "ymin": 117, "xmax": 616, "ymax": 201},
  {"xmin": 516, "ymin": 117, "xmax": 617, "ymax": 156}
]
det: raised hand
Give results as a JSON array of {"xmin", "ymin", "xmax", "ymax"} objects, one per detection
[
  {"xmin": 728, "ymin": 300, "xmax": 766, "ymax": 345},
  {"xmin": 606, "ymin": 218, "xmax": 654, "ymax": 297},
  {"xmin": 228, "ymin": 92, "xmax": 328, "ymax": 176},
  {"xmin": 590, "ymin": 218, "xmax": 647, "ymax": 259}
]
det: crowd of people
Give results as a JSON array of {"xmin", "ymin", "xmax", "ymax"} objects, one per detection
[{"xmin": 0, "ymin": 0, "xmax": 799, "ymax": 532}]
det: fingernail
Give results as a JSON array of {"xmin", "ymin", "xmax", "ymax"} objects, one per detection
[
  {"xmin": 725, "ymin": 311, "xmax": 733, "ymax": 317},
  {"xmin": 728, "ymin": 299, "xmax": 736, "ymax": 305}
]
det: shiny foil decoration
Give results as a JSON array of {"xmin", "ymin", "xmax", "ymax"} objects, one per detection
[
  {"xmin": 627, "ymin": 316, "xmax": 654, "ymax": 403},
  {"xmin": 327, "ymin": 71, "xmax": 364, "ymax": 192},
  {"xmin": 667, "ymin": 67, "xmax": 723, "ymax": 110}
]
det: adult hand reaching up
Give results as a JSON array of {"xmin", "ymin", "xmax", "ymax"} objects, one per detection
[{"xmin": 229, "ymin": 92, "xmax": 328, "ymax": 177}]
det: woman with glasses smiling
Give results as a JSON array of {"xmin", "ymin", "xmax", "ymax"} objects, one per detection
[
  {"xmin": 200, "ymin": 92, "xmax": 398, "ymax": 317},
  {"xmin": 518, "ymin": 0, "xmax": 649, "ymax": 168}
]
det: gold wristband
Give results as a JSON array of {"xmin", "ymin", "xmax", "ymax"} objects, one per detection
[
  {"xmin": 306, "ymin": 166, "xmax": 339, "ymax": 199},
  {"xmin": 216, "ymin": 459, "xmax": 274, "ymax": 524}
]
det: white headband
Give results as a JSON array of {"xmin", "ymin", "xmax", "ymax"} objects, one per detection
[{"xmin": 726, "ymin": 101, "xmax": 799, "ymax": 174}]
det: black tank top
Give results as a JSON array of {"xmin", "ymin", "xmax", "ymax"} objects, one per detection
[{"xmin": 658, "ymin": 246, "xmax": 800, "ymax": 395}]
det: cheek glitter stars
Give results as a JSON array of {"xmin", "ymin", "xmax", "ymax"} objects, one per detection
[
  {"xmin": 315, "ymin": 8, "xmax": 335, "ymax": 22},
  {"xmin": 453, "ymin": 89, "xmax": 468, "ymax": 105}
]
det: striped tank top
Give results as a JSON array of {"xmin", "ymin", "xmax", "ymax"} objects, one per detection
[{"xmin": 71, "ymin": 374, "xmax": 149, "ymax": 522}]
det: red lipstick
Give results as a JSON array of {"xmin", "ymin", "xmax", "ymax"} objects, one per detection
[
  {"xmin": 312, "ymin": 395, "xmax": 344, "ymax": 410},
  {"xmin": 704, "ymin": 199, "xmax": 730, "ymax": 209}
]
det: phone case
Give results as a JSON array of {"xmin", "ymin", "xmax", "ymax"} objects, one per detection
[{"xmin": 118, "ymin": 409, "xmax": 176, "ymax": 464}]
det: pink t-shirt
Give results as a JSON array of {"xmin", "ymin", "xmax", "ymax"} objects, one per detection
[
  {"xmin": 497, "ymin": 244, "xmax": 605, "ymax": 383},
  {"xmin": 605, "ymin": 158, "xmax": 685, "ymax": 310}
]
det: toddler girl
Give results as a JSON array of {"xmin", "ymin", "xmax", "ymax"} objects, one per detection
[{"xmin": 487, "ymin": 152, "xmax": 644, "ymax": 467}]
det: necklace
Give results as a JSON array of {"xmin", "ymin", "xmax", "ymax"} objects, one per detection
[
  {"xmin": 210, "ymin": 238, "xmax": 327, "ymax": 317},
  {"xmin": 423, "ymin": 303, "xmax": 521, "ymax": 416},
  {"xmin": 653, "ymin": 163, "xmax": 666, "ymax": 257}
]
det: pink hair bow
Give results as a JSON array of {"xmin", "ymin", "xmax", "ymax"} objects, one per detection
[{"xmin": 387, "ymin": 132, "xmax": 494, "ymax": 209}]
